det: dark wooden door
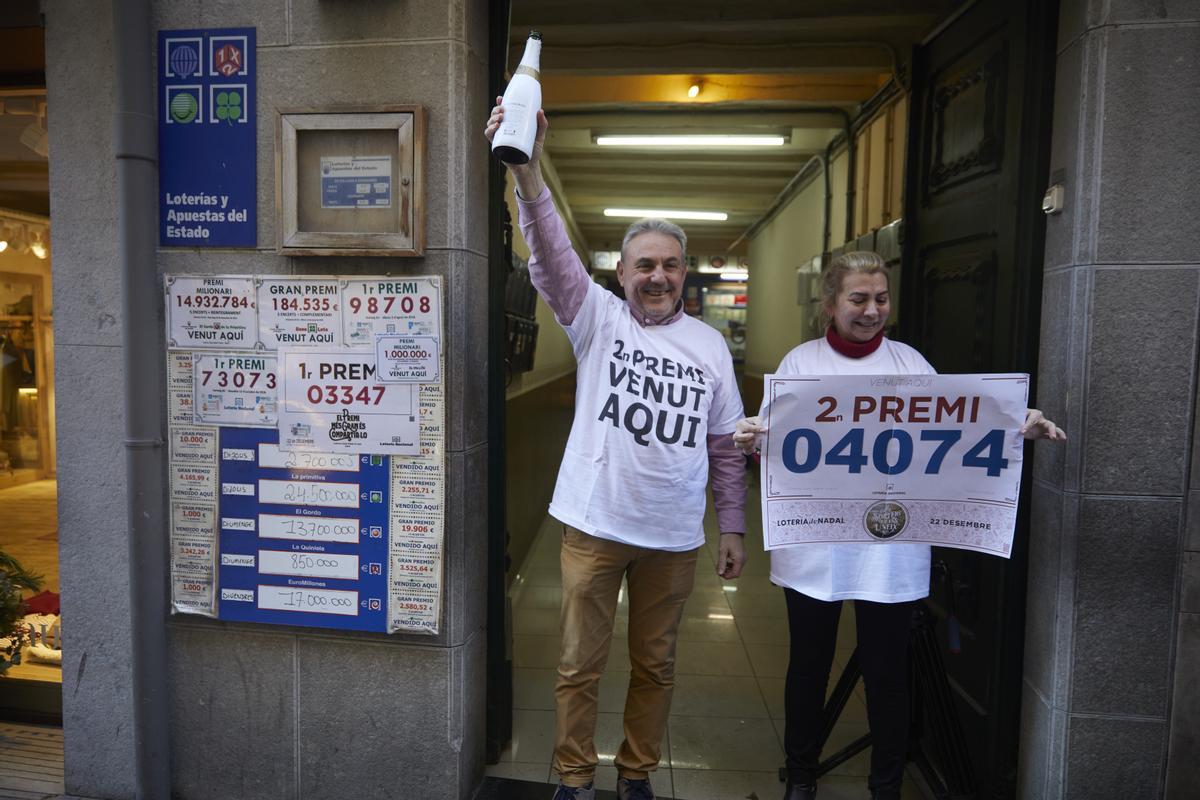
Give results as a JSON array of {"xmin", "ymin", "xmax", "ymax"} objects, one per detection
[{"xmin": 898, "ymin": 0, "xmax": 1058, "ymax": 796}]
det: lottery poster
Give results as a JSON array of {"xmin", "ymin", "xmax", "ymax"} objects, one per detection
[
  {"xmin": 164, "ymin": 274, "xmax": 446, "ymax": 633},
  {"xmin": 760, "ymin": 374, "xmax": 1028, "ymax": 557}
]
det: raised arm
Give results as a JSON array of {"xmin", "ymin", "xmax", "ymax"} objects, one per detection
[{"xmin": 484, "ymin": 98, "xmax": 588, "ymax": 325}]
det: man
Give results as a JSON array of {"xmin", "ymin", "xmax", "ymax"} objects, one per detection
[{"xmin": 485, "ymin": 100, "xmax": 748, "ymax": 800}]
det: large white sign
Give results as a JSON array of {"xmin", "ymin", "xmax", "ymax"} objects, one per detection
[
  {"xmin": 166, "ymin": 275, "xmax": 257, "ymax": 349},
  {"xmin": 277, "ymin": 348, "xmax": 419, "ymax": 455},
  {"xmin": 761, "ymin": 374, "xmax": 1028, "ymax": 558},
  {"xmin": 342, "ymin": 277, "xmax": 441, "ymax": 346}
]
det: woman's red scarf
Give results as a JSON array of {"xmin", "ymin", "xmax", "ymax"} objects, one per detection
[{"xmin": 825, "ymin": 325, "xmax": 884, "ymax": 358}]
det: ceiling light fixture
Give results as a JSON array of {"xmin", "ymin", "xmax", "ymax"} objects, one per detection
[
  {"xmin": 0, "ymin": 210, "xmax": 50, "ymax": 260},
  {"xmin": 6, "ymin": 224, "xmax": 26, "ymax": 255},
  {"xmin": 20, "ymin": 121, "xmax": 49, "ymax": 158},
  {"xmin": 596, "ymin": 134, "xmax": 786, "ymax": 147},
  {"xmin": 687, "ymin": 80, "xmax": 701, "ymax": 99},
  {"xmin": 29, "ymin": 228, "xmax": 48, "ymax": 259},
  {"xmin": 604, "ymin": 208, "xmax": 728, "ymax": 221},
  {"xmin": 1, "ymin": 96, "xmax": 49, "ymax": 158}
]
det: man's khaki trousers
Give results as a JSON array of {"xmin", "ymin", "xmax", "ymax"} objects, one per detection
[{"xmin": 553, "ymin": 526, "xmax": 700, "ymax": 787}]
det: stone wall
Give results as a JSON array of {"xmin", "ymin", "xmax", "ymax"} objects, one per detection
[
  {"xmin": 45, "ymin": 2, "xmax": 493, "ymax": 797},
  {"xmin": 1019, "ymin": 2, "xmax": 1200, "ymax": 797}
]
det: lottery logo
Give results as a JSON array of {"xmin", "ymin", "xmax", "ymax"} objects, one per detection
[
  {"xmin": 166, "ymin": 39, "xmax": 202, "ymax": 77},
  {"xmin": 863, "ymin": 501, "xmax": 908, "ymax": 540},
  {"xmin": 166, "ymin": 87, "xmax": 201, "ymax": 124},
  {"xmin": 208, "ymin": 85, "xmax": 247, "ymax": 125},
  {"xmin": 213, "ymin": 43, "xmax": 244, "ymax": 77}
]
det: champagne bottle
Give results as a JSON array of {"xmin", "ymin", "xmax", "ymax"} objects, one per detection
[{"xmin": 492, "ymin": 31, "xmax": 542, "ymax": 165}]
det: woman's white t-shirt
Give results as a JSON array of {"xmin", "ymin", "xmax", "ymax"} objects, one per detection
[
  {"xmin": 768, "ymin": 337, "xmax": 936, "ymax": 602},
  {"xmin": 549, "ymin": 281, "xmax": 744, "ymax": 551}
]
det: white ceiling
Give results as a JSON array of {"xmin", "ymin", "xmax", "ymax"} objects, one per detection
[{"xmin": 509, "ymin": 0, "xmax": 959, "ymax": 257}]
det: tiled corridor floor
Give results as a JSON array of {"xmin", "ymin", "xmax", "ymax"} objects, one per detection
[{"xmin": 487, "ymin": 482, "xmax": 923, "ymax": 800}]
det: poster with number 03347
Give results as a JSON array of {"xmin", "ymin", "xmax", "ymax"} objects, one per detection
[{"xmin": 760, "ymin": 374, "xmax": 1028, "ymax": 558}]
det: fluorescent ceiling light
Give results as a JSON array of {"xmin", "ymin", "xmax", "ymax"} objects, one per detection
[
  {"xmin": 596, "ymin": 135, "xmax": 786, "ymax": 147},
  {"xmin": 604, "ymin": 208, "xmax": 728, "ymax": 221}
]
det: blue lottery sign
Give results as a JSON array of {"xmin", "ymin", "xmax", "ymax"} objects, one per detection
[
  {"xmin": 216, "ymin": 427, "xmax": 391, "ymax": 632},
  {"xmin": 320, "ymin": 156, "xmax": 393, "ymax": 209},
  {"xmin": 159, "ymin": 28, "xmax": 256, "ymax": 247}
]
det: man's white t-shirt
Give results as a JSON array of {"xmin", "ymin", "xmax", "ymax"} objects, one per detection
[
  {"xmin": 549, "ymin": 281, "xmax": 744, "ymax": 551},
  {"xmin": 768, "ymin": 336, "xmax": 937, "ymax": 602}
]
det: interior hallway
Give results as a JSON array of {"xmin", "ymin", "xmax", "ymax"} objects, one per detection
[{"xmin": 487, "ymin": 478, "xmax": 922, "ymax": 800}]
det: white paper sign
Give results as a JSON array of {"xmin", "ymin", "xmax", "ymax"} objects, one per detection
[
  {"xmin": 168, "ymin": 350, "xmax": 196, "ymax": 424},
  {"xmin": 166, "ymin": 275, "xmax": 257, "ymax": 349},
  {"xmin": 277, "ymin": 348, "xmax": 418, "ymax": 454},
  {"xmin": 170, "ymin": 464, "xmax": 217, "ymax": 502},
  {"xmin": 342, "ymin": 277, "xmax": 441, "ymax": 347},
  {"xmin": 375, "ymin": 334, "xmax": 440, "ymax": 383},
  {"xmin": 256, "ymin": 278, "xmax": 342, "ymax": 348},
  {"xmin": 170, "ymin": 501, "xmax": 217, "ymax": 616},
  {"xmin": 257, "ymin": 586, "xmax": 358, "ymax": 616},
  {"xmin": 760, "ymin": 374, "xmax": 1028, "ymax": 558},
  {"xmin": 169, "ymin": 426, "xmax": 217, "ymax": 465},
  {"xmin": 193, "ymin": 353, "xmax": 278, "ymax": 426}
]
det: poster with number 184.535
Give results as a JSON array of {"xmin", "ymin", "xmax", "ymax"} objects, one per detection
[{"xmin": 761, "ymin": 374, "xmax": 1028, "ymax": 558}]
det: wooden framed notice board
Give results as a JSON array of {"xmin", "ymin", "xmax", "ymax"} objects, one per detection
[{"xmin": 276, "ymin": 106, "xmax": 426, "ymax": 256}]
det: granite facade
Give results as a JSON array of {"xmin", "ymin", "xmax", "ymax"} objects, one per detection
[
  {"xmin": 45, "ymin": 1, "xmax": 494, "ymax": 797},
  {"xmin": 1023, "ymin": 6, "xmax": 1200, "ymax": 798}
]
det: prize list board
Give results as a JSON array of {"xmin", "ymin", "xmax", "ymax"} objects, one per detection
[
  {"xmin": 216, "ymin": 428, "xmax": 390, "ymax": 630},
  {"xmin": 164, "ymin": 274, "xmax": 444, "ymax": 635}
]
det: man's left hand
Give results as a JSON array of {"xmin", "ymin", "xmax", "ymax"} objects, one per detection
[{"xmin": 717, "ymin": 533, "xmax": 746, "ymax": 580}]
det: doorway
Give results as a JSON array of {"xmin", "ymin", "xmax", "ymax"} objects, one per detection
[
  {"xmin": 485, "ymin": 1, "xmax": 1060, "ymax": 797},
  {"xmin": 0, "ymin": 10, "xmax": 61, "ymax": 724}
]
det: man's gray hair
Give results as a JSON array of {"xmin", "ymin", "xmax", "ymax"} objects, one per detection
[{"xmin": 621, "ymin": 218, "xmax": 687, "ymax": 263}]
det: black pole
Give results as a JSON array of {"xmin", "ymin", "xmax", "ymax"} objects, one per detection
[{"xmin": 485, "ymin": 0, "xmax": 515, "ymax": 764}]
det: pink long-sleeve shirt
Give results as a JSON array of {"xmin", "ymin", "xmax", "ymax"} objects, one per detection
[{"xmin": 517, "ymin": 187, "xmax": 746, "ymax": 538}]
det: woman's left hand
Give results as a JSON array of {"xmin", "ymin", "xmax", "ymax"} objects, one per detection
[{"xmin": 1021, "ymin": 408, "xmax": 1067, "ymax": 441}]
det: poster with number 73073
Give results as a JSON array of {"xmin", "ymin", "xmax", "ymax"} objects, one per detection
[{"xmin": 760, "ymin": 374, "xmax": 1028, "ymax": 558}]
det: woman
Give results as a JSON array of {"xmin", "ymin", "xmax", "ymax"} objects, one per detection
[{"xmin": 732, "ymin": 251, "xmax": 1064, "ymax": 800}]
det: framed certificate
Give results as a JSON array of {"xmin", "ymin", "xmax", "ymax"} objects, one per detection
[{"xmin": 276, "ymin": 106, "xmax": 425, "ymax": 256}]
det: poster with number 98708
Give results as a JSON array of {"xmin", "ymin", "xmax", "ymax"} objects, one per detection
[{"xmin": 760, "ymin": 374, "xmax": 1028, "ymax": 558}]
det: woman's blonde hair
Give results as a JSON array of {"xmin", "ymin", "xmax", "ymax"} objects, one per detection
[{"xmin": 817, "ymin": 250, "xmax": 890, "ymax": 331}]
